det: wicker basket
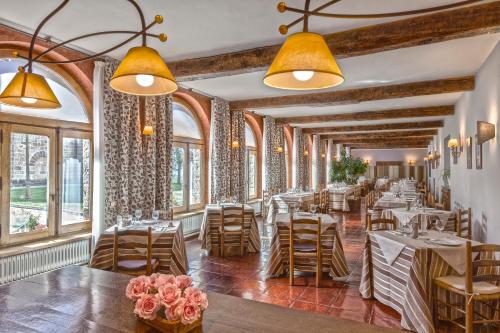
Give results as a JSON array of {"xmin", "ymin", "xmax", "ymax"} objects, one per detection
[{"xmin": 136, "ymin": 314, "xmax": 202, "ymax": 333}]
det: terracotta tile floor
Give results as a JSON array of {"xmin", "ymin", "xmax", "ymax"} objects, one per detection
[{"xmin": 185, "ymin": 203, "xmax": 460, "ymax": 332}]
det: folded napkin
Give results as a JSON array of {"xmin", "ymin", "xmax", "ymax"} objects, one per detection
[{"xmin": 374, "ymin": 233, "xmax": 406, "ymax": 265}]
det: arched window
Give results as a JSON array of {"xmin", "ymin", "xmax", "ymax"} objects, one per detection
[
  {"xmin": 245, "ymin": 123, "xmax": 257, "ymax": 199},
  {"xmin": 172, "ymin": 100, "xmax": 204, "ymax": 212},
  {"xmin": 0, "ymin": 58, "xmax": 91, "ymax": 245}
]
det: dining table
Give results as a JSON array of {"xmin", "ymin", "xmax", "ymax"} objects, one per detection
[
  {"xmin": 0, "ymin": 266, "xmax": 402, "ymax": 333},
  {"xmin": 266, "ymin": 191, "xmax": 315, "ymax": 224},
  {"xmin": 359, "ymin": 229, "xmax": 482, "ymax": 333},
  {"xmin": 199, "ymin": 204, "xmax": 261, "ymax": 256},
  {"xmin": 373, "ymin": 195, "xmax": 408, "ymax": 210},
  {"xmin": 327, "ymin": 185, "xmax": 354, "ymax": 211},
  {"xmin": 382, "ymin": 207, "xmax": 455, "ymax": 230},
  {"xmin": 90, "ymin": 220, "xmax": 188, "ymax": 275},
  {"xmin": 267, "ymin": 212, "xmax": 350, "ymax": 280}
]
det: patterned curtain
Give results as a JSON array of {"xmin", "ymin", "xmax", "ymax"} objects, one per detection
[
  {"xmin": 264, "ymin": 117, "xmax": 287, "ymax": 193},
  {"xmin": 317, "ymin": 138, "xmax": 326, "ymax": 189},
  {"xmin": 294, "ymin": 128, "xmax": 309, "ymax": 190},
  {"xmin": 312, "ymin": 135, "xmax": 320, "ymax": 191},
  {"xmin": 230, "ymin": 110, "xmax": 246, "ymax": 202},
  {"xmin": 103, "ymin": 58, "xmax": 173, "ymax": 227},
  {"xmin": 209, "ymin": 97, "xmax": 231, "ymax": 203}
]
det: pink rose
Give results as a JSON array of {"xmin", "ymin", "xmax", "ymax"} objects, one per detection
[
  {"xmin": 154, "ymin": 274, "xmax": 177, "ymax": 288},
  {"xmin": 157, "ymin": 283, "xmax": 181, "ymax": 307},
  {"xmin": 126, "ymin": 276, "xmax": 151, "ymax": 300},
  {"xmin": 165, "ymin": 300, "xmax": 181, "ymax": 321},
  {"xmin": 134, "ymin": 294, "xmax": 160, "ymax": 320},
  {"xmin": 175, "ymin": 298, "xmax": 200, "ymax": 325},
  {"xmin": 185, "ymin": 287, "xmax": 208, "ymax": 310},
  {"xmin": 175, "ymin": 275, "xmax": 193, "ymax": 289}
]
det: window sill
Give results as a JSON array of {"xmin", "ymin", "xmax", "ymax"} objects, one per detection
[
  {"xmin": 0, "ymin": 231, "xmax": 92, "ymax": 259},
  {"xmin": 173, "ymin": 208, "xmax": 205, "ymax": 220}
]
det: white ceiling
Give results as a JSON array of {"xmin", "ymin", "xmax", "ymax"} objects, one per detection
[{"xmin": 0, "ymin": 0, "xmax": 487, "ymax": 61}]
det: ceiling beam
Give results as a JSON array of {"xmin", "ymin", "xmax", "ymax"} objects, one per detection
[
  {"xmin": 169, "ymin": 2, "xmax": 500, "ymax": 80},
  {"xmin": 332, "ymin": 137, "xmax": 433, "ymax": 144},
  {"xmin": 348, "ymin": 143, "xmax": 429, "ymax": 149},
  {"xmin": 302, "ymin": 120, "xmax": 444, "ymax": 134},
  {"xmin": 321, "ymin": 129, "xmax": 438, "ymax": 140},
  {"xmin": 276, "ymin": 105, "xmax": 453, "ymax": 124},
  {"xmin": 229, "ymin": 77, "xmax": 474, "ymax": 109}
]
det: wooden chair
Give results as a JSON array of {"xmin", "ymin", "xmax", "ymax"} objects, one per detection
[
  {"xmin": 219, "ymin": 205, "xmax": 245, "ymax": 257},
  {"xmin": 313, "ymin": 191, "xmax": 320, "ymax": 206},
  {"xmin": 290, "ymin": 215, "xmax": 322, "ymax": 287},
  {"xmin": 262, "ymin": 189, "xmax": 271, "ymax": 219},
  {"xmin": 319, "ymin": 189, "xmax": 329, "ymax": 214},
  {"xmin": 368, "ymin": 218, "xmax": 397, "ymax": 231},
  {"xmin": 113, "ymin": 226, "xmax": 159, "ymax": 276},
  {"xmin": 331, "ymin": 192, "xmax": 345, "ymax": 211},
  {"xmin": 433, "ymin": 241, "xmax": 500, "ymax": 332},
  {"xmin": 456, "ymin": 208, "xmax": 472, "ymax": 239}
]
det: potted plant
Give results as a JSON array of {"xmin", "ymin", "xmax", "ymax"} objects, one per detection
[
  {"xmin": 126, "ymin": 274, "xmax": 207, "ymax": 333},
  {"xmin": 329, "ymin": 150, "xmax": 369, "ymax": 185}
]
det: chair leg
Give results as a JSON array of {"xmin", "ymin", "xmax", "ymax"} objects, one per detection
[
  {"xmin": 240, "ymin": 233, "xmax": 243, "ymax": 257},
  {"xmin": 290, "ymin": 257, "xmax": 294, "ymax": 286},
  {"xmin": 432, "ymin": 283, "xmax": 439, "ymax": 330},
  {"xmin": 316, "ymin": 256, "xmax": 321, "ymax": 288},
  {"xmin": 221, "ymin": 233, "xmax": 225, "ymax": 258},
  {"xmin": 465, "ymin": 296, "xmax": 473, "ymax": 333}
]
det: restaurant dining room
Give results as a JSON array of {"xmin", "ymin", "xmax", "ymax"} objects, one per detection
[{"xmin": 0, "ymin": 1, "xmax": 499, "ymax": 332}]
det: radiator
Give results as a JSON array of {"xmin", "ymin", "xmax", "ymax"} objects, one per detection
[
  {"xmin": 178, "ymin": 213, "xmax": 204, "ymax": 236},
  {"xmin": 0, "ymin": 238, "xmax": 91, "ymax": 285}
]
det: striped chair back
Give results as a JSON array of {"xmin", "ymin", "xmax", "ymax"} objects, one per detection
[
  {"xmin": 330, "ymin": 192, "xmax": 344, "ymax": 211},
  {"xmin": 313, "ymin": 191, "xmax": 320, "ymax": 205},
  {"xmin": 113, "ymin": 227, "xmax": 154, "ymax": 275},
  {"xmin": 457, "ymin": 207, "xmax": 472, "ymax": 239},
  {"xmin": 368, "ymin": 218, "xmax": 396, "ymax": 231},
  {"xmin": 221, "ymin": 205, "xmax": 245, "ymax": 231}
]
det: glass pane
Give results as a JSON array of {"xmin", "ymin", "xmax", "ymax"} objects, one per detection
[
  {"xmin": 172, "ymin": 103, "xmax": 201, "ymax": 140},
  {"xmin": 171, "ymin": 146, "xmax": 185, "ymax": 207},
  {"xmin": 249, "ymin": 152, "xmax": 256, "ymax": 197},
  {"xmin": 10, "ymin": 133, "xmax": 49, "ymax": 234},
  {"xmin": 62, "ymin": 137, "xmax": 91, "ymax": 225},
  {"xmin": 189, "ymin": 147, "xmax": 202, "ymax": 205}
]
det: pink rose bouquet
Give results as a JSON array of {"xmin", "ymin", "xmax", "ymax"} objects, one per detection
[{"xmin": 126, "ymin": 274, "xmax": 207, "ymax": 325}]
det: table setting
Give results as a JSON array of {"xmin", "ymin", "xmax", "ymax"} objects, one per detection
[{"xmin": 360, "ymin": 224, "xmax": 480, "ymax": 333}]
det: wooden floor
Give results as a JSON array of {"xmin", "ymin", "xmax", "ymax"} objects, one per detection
[{"xmin": 186, "ymin": 201, "xmax": 461, "ymax": 332}]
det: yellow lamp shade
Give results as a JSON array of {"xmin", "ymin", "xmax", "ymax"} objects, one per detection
[
  {"xmin": 110, "ymin": 46, "xmax": 177, "ymax": 96},
  {"xmin": 447, "ymin": 138, "xmax": 459, "ymax": 149},
  {"xmin": 0, "ymin": 70, "xmax": 61, "ymax": 109},
  {"xmin": 142, "ymin": 125, "xmax": 154, "ymax": 135},
  {"xmin": 263, "ymin": 32, "xmax": 344, "ymax": 90}
]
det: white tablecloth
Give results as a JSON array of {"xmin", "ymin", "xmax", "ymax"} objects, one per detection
[
  {"xmin": 266, "ymin": 192, "xmax": 315, "ymax": 224},
  {"xmin": 383, "ymin": 207, "xmax": 454, "ymax": 229}
]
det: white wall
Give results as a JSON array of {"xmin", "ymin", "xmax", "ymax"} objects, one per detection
[{"xmin": 431, "ymin": 42, "xmax": 499, "ymax": 243}]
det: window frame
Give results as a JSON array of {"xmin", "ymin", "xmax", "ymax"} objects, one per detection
[
  {"xmin": 246, "ymin": 147, "xmax": 258, "ymax": 200},
  {"xmin": 172, "ymin": 99, "xmax": 205, "ymax": 214},
  {"xmin": 0, "ymin": 124, "xmax": 56, "ymax": 245},
  {"xmin": 58, "ymin": 130, "xmax": 93, "ymax": 235}
]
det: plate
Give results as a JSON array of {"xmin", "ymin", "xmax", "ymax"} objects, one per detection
[{"xmin": 427, "ymin": 238, "xmax": 462, "ymax": 246}]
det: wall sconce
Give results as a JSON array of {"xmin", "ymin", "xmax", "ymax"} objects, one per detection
[
  {"xmin": 142, "ymin": 125, "xmax": 154, "ymax": 136},
  {"xmin": 321, "ymin": 153, "xmax": 326, "ymax": 158},
  {"xmin": 408, "ymin": 160, "xmax": 415, "ymax": 166},
  {"xmin": 447, "ymin": 138, "xmax": 461, "ymax": 164},
  {"xmin": 304, "ymin": 150, "xmax": 309, "ymax": 156},
  {"xmin": 231, "ymin": 140, "xmax": 240, "ymax": 149},
  {"xmin": 276, "ymin": 146, "xmax": 283, "ymax": 153},
  {"xmin": 364, "ymin": 159, "xmax": 371, "ymax": 165},
  {"xmin": 477, "ymin": 121, "xmax": 496, "ymax": 145}
]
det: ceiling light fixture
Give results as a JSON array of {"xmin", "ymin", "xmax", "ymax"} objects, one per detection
[
  {"xmin": 266, "ymin": 0, "xmax": 485, "ymax": 91},
  {"xmin": 0, "ymin": 0, "xmax": 177, "ymax": 109}
]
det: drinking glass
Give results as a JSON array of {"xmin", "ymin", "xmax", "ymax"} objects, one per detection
[
  {"xmin": 310, "ymin": 204, "xmax": 317, "ymax": 215},
  {"xmin": 435, "ymin": 219, "xmax": 445, "ymax": 234},
  {"xmin": 221, "ymin": 197, "xmax": 226, "ymax": 205},
  {"xmin": 116, "ymin": 215, "xmax": 123, "ymax": 228},
  {"xmin": 152, "ymin": 210, "xmax": 160, "ymax": 222},
  {"xmin": 126, "ymin": 214, "xmax": 133, "ymax": 226},
  {"xmin": 135, "ymin": 209, "xmax": 143, "ymax": 224},
  {"xmin": 232, "ymin": 196, "xmax": 238, "ymax": 205}
]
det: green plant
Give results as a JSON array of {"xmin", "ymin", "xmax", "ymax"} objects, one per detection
[
  {"xmin": 26, "ymin": 213, "xmax": 40, "ymax": 231},
  {"xmin": 329, "ymin": 150, "xmax": 369, "ymax": 185}
]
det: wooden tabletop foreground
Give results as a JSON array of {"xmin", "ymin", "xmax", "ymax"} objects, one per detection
[{"xmin": 0, "ymin": 266, "xmax": 402, "ymax": 332}]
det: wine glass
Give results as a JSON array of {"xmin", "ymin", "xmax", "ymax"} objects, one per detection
[
  {"xmin": 221, "ymin": 196, "xmax": 226, "ymax": 205},
  {"xmin": 134, "ymin": 209, "xmax": 143, "ymax": 224},
  {"xmin": 310, "ymin": 204, "xmax": 317, "ymax": 215},
  {"xmin": 116, "ymin": 215, "xmax": 123, "ymax": 228},
  {"xmin": 152, "ymin": 210, "xmax": 160, "ymax": 222},
  {"xmin": 435, "ymin": 219, "xmax": 445, "ymax": 235},
  {"xmin": 232, "ymin": 196, "xmax": 238, "ymax": 205}
]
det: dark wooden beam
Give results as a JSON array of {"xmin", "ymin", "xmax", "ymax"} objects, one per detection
[
  {"xmin": 321, "ymin": 129, "xmax": 438, "ymax": 140},
  {"xmin": 348, "ymin": 143, "xmax": 429, "ymax": 149},
  {"xmin": 169, "ymin": 2, "xmax": 500, "ymax": 80},
  {"xmin": 333, "ymin": 137, "xmax": 433, "ymax": 144},
  {"xmin": 303, "ymin": 120, "xmax": 443, "ymax": 134},
  {"xmin": 229, "ymin": 77, "xmax": 473, "ymax": 109},
  {"xmin": 277, "ymin": 105, "xmax": 453, "ymax": 124}
]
